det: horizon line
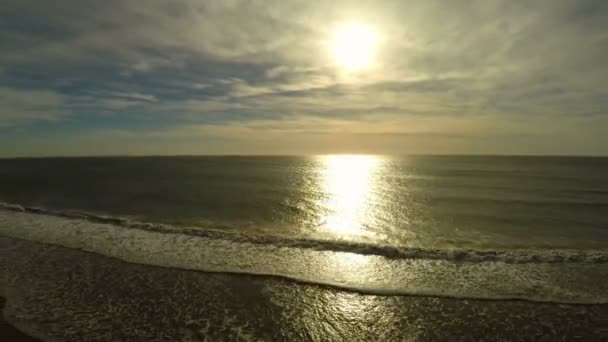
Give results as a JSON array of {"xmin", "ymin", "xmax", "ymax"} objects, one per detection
[{"xmin": 1, "ymin": 153, "xmax": 608, "ymax": 160}]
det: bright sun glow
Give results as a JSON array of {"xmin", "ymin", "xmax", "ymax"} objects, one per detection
[
  {"xmin": 331, "ymin": 23, "xmax": 378, "ymax": 71},
  {"xmin": 319, "ymin": 155, "xmax": 382, "ymax": 235}
]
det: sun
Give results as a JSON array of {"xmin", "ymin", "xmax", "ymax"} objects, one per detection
[{"xmin": 331, "ymin": 23, "xmax": 378, "ymax": 71}]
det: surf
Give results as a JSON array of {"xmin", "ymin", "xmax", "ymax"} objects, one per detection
[
  {"xmin": 2, "ymin": 202, "xmax": 607, "ymax": 264},
  {"xmin": 1, "ymin": 203, "xmax": 608, "ymax": 305}
]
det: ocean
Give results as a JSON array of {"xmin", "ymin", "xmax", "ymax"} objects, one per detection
[{"xmin": 1, "ymin": 155, "xmax": 608, "ymax": 340}]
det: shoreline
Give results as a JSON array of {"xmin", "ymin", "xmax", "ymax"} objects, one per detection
[{"xmin": 3, "ymin": 236, "xmax": 608, "ymax": 341}]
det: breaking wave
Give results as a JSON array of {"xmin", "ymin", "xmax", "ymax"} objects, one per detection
[
  {"xmin": 1, "ymin": 201, "xmax": 607, "ymax": 264},
  {"xmin": 2, "ymin": 201, "xmax": 608, "ymax": 304}
]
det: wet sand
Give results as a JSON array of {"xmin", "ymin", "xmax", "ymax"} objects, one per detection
[
  {"xmin": 2, "ymin": 236, "xmax": 608, "ymax": 341},
  {"xmin": 1, "ymin": 298, "xmax": 40, "ymax": 341}
]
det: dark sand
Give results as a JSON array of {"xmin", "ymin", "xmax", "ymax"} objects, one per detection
[
  {"xmin": 1, "ymin": 298, "xmax": 40, "ymax": 341},
  {"xmin": 2, "ymin": 236, "xmax": 608, "ymax": 341}
]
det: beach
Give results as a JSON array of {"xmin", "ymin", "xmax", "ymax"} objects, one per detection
[
  {"xmin": 1, "ymin": 298, "xmax": 39, "ymax": 341},
  {"xmin": 1, "ymin": 156, "xmax": 607, "ymax": 340},
  {"xmin": 2, "ymin": 0, "xmax": 607, "ymax": 337},
  {"xmin": 3, "ymin": 236, "xmax": 607, "ymax": 341}
]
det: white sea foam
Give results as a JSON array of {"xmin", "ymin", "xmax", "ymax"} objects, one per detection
[
  {"xmin": 1, "ymin": 205, "xmax": 608, "ymax": 304},
  {"xmin": 1, "ymin": 202, "xmax": 606, "ymax": 264}
]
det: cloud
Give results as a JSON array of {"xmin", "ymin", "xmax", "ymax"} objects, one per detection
[
  {"xmin": 0, "ymin": 0, "xmax": 607, "ymax": 155},
  {"xmin": 5, "ymin": 113, "xmax": 607, "ymax": 157},
  {"xmin": 0, "ymin": 87, "xmax": 66, "ymax": 126}
]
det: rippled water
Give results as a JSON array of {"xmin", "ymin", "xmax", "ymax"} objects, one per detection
[
  {"xmin": 0, "ymin": 155, "xmax": 607, "ymax": 249},
  {"xmin": 1, "ymin": 155, "xmax": 608, "ymax": 339}
]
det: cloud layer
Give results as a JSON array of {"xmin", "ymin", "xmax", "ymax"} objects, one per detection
[{"xmin": 1, "ymin": 0, "xmax": 607, "ymax": 156}]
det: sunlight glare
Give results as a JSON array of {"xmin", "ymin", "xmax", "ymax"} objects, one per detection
[
  {"xmin": 319, "ymin": 155, "xmax": 381, "ymax": 236},
  {"xmin": 331, "ymin": 23, "xmax": 378, "ymax": 71}
]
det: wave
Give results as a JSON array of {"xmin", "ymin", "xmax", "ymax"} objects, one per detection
[
  {"xmin": 2, "ymin": 201, "xmax": 608, "ymax": 304},
  {"xmin": 1, "ymin": 201, "xmax": 607, "ymax": 264}
]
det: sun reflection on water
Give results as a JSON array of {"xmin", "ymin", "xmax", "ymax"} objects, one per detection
[
  {"xmin": 318, "ymin": 155, "xmax": 383, "ymax": 237},
  {"xmin": 310, "ymin": 155, "xmax": 389, "ymax": 323}
]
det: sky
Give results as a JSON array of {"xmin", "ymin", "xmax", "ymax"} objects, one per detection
[{"xmin": 1, "ymin": 0, "xmax": 607, "ymax": 156}]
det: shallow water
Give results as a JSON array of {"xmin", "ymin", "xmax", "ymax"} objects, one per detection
[
  {"xmin": 3, "ymin": 237, "xmax": 608, "ymax": 341},
  {"xmin": 2, "ymin": 206, "xmax": 608, "ymax": 304}
]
